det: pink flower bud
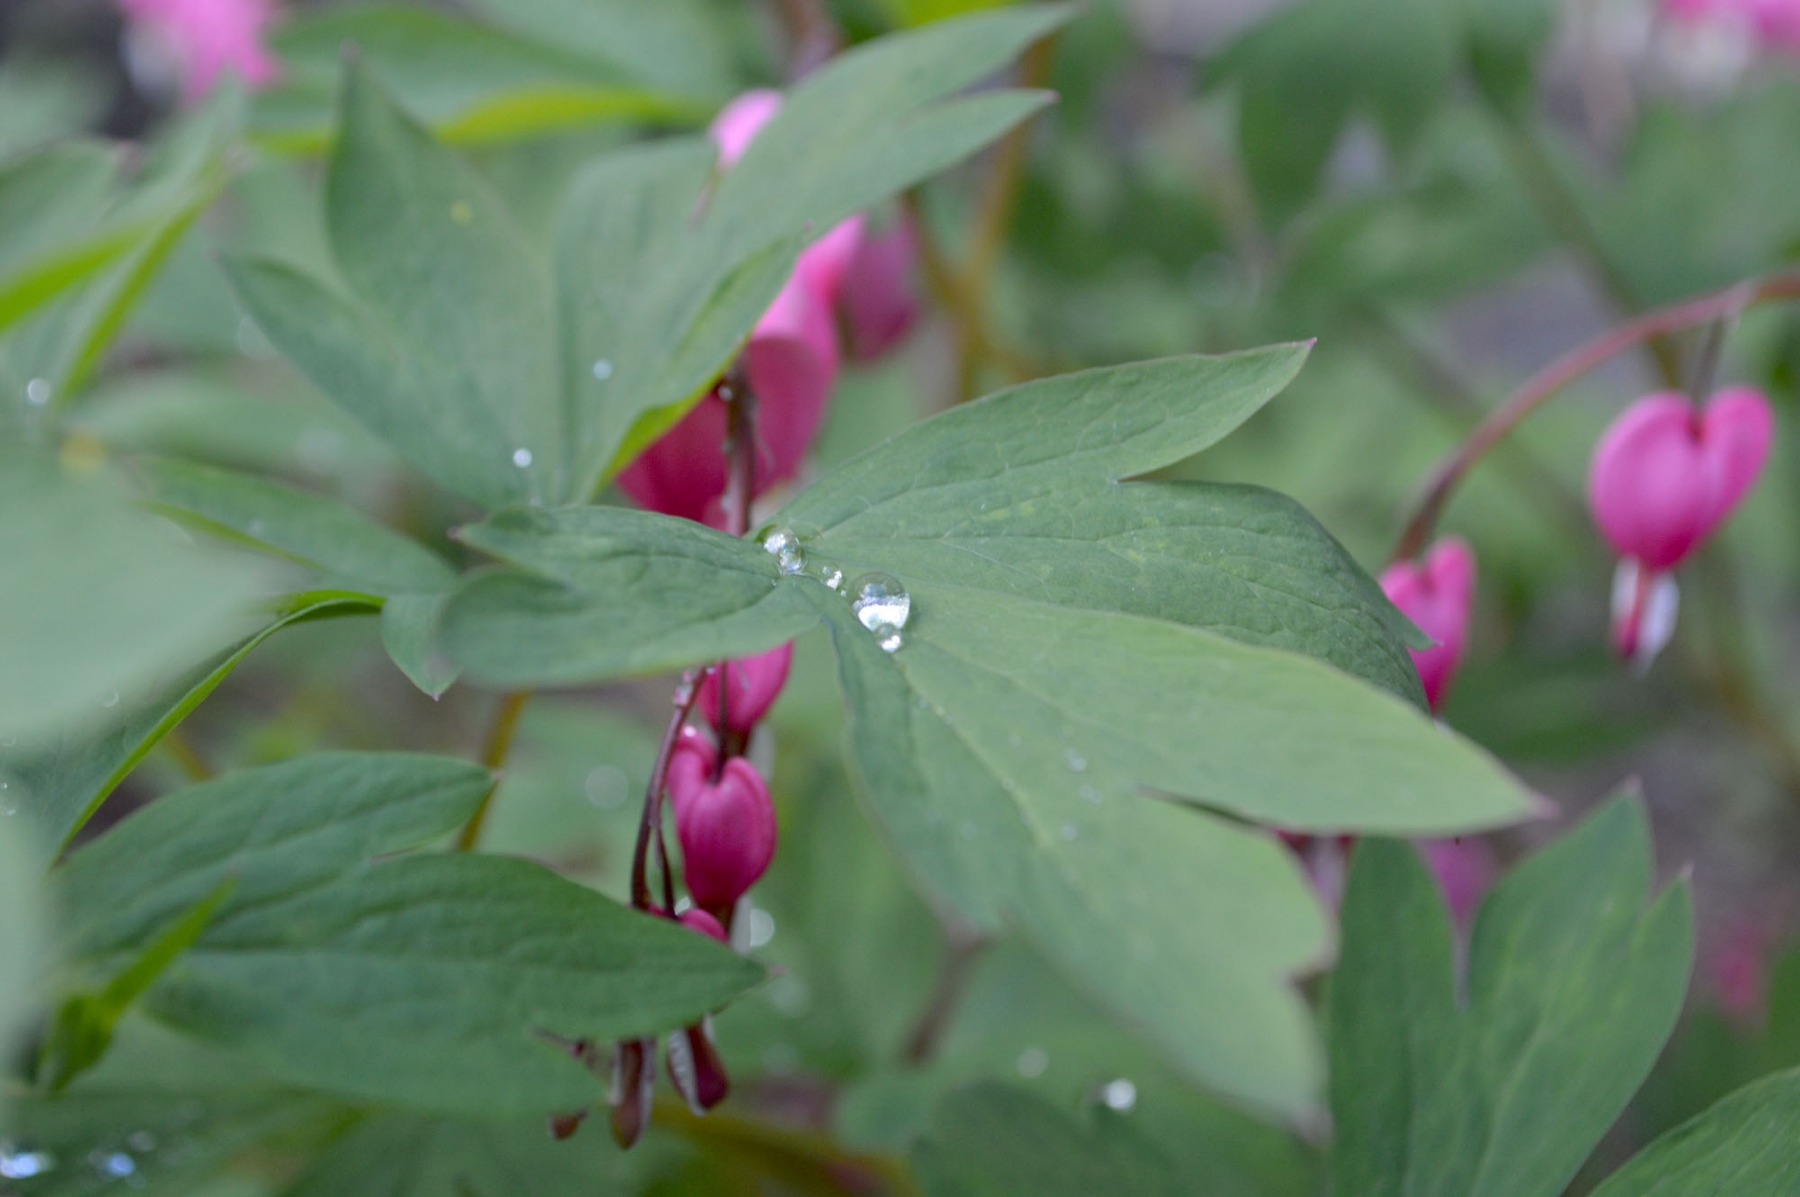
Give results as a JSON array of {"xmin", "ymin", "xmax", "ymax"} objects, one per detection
[
  {"xmin": 694, "ymin": 643, "xmax": 793, "ymax": 736},
  {"xmin": 665, "ymin": 729, "xmax": 717, "ymax": 823},
  {"xmin": 1379, "ymin": 537, "xmax": 1477, "ymax": 713},
  {"xmin": 119, "ymin": 0, "xmax": 279, "ymax": 102},
  {"xmin": 677, "ymin": 907, "xmax": 728, "ymax": 943},
  {"xmin": 708, "ymin": 89, "xmax": 783, "ymax": 169},
  {"xmin": 1588, "ymin": 387, "xmax": 1772, "ymax": 572},
  {"xmin": 794, "ymin": 216, "xmax": 867, "ymax": 306},
  {"xmin": 675, "ymin": 757, "xmax": 777, "ymax": 913},
  {"xmin": 614, "ymin": 273, "xmax": 838, "ymax": 526},
  {"xmin": 1417, "ymin": 837, "xmax": 1495, "ymax": 925},
  {"xmin": 839, "ymin": 213, "xmax": 922, "ymax": 362}
]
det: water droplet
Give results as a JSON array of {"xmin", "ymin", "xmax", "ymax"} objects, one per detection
[
  {"xmin": 0, "ymin": 1142, "xmax": 54, "ymax": 1179},
  {"xmin": 511, "ymin": 447, "xmax": 533, "ymax": 468},
  {"xmin": 584, "ymin": 765, "xmax": 629, "ymax": 810},
  {"xmin": 746, "ymin": 907, "xmax": 776, "ymax": 948},
  {"xmin": 1060, "ymin": 823, "xmax": 1079, "ymax": 842},
  {"xmin": 102, "ymin": 691, "xmax": 120, "ymax": 709},
  {"xmin": 1100, "ymin": 1078, "xmax": 1137, "ymax": 1112},
  {"xmin": 1079, "ymin": 784, "xmax": 1104, "ymax": 806},
  {"xmin": 811, "ymin": 563, "xmax": 843, "ymax": 591},
  {"xmin": 1064, "ymin": 749, "xmax": 1087, "ymax": 773},
  {"xmin": 672, "ymin": 675, "xmax": 697, "ymax": 706},
  {"xmin": 591, "ymin": 359, "xmax": 614, "ymax": 381},
  {"xmin": 90, "ymin": 1149, "xmax": 137, "ymax": 1179},
  {"xmin": 1015, "ymin": 1047, "xmax": 1049, "ymax": 1078},
  {"xmin": 247, "ymin": 518, "xmax": 267, "ymax": 537},
  {"xmin": 24, "ymin": 378, "xmax": 51, "ymax": 407},
  {"xmin": 850, "ymin": 572, "xmax": 910, "ymax": 632},
  {"xmin": 760, "ymin": 527, "xmax": 805, "ymax": 576},
  {"xmin": 450, "ymin": 200, "xmax": 474, "ymax": 224},
  {"xmin": 126, "ymin": 1131, "xmax": 156, "ymax": 1153},
  {"xmin": 871, "ymin": 622, "xmax": 903, "ymax": 653}
]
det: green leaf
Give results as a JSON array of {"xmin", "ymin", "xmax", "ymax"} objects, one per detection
[
  {"xmin": 0, "ymin": 449, "xmax": 272, "ymax": 744},
  {"xmin": 443, "ymin": 507, "xmax": 821, "ymax": 684},
  {"xmin": 231, "ymin": 65, "xmax": 559, "ymax": 510},
  {"xmin": 0, "ymin": 815, "xmax": 48, "ymax": 1058},
  {"xmin": 380, "ymin": 592, "xmax": 461, "ymax": 698},
  {"xmin": 1462, "ymin": 0, "xmax": 1556, "ymax": 115},
  {"xmin": 1326, "ymin": 796, "xmax": 1694, "ymax": 1197},
  {"xmin": 55, "ymin": 753, "xmax": 763, "ymax": 1115},
  {"xmin": 781, "ymin": 349, "xmax": 1425, "ymax": 702},
  {"xmin": 252, "ymin": 4, "xmax": 703, "ymax": 153},
  {"xmin": 1589, "ymin": 1068, "xmax": 1800, "ymax": 1197},
  {"xmin": 559, "ymin": 6, "xmax": 1068, "ymax": 490},
  {"xmin": 37, "ymin": 876, "xmax": 236, "ymax": 1091},
  {"xmin": 1, "ymin": 592, "xmax": 377, "ymax": 870},
  {"xmin": 283, "ymin": 1112, "xmax": 626, "ymax": 1197},
  {"xmin": 141, "ymin": 458, "xmax": 456, "ymax": 595},
  {"xmin": 910, "ymin": 1083, "xmax": 1180, "ymax": 1197},
  {"xmin": 465, "ymin": 0, "xmax": 742, "ymax": 98}
]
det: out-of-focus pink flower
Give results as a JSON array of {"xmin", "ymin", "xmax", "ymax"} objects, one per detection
[
  {"xmin": 1665, "ymin": 0, "xmax": 1800, "ymax": 54},
  {"xmin": 614, "ymin": 272, "xmax": 838, "ymax": 526},
  {"xmin": 1418, "ymin": 837, "xmax": 1496, "ymax": 925},
  {"xmin": 673, "ymin": 757, "xmax": 777, "ymax": 914},
  {"xmin": 1379, "ymin": 537, "xmax": 1477, "ymax": 713},
  {"xmin": 1588, "ymin": 387, "xmax": 1772, "ymax": 665},
  {"xmin": 119, "ymin": 0, "xmax": 279, "ymax": 102},
  {"xmin": 840, "ymin": 213, "xmax": 922, "ymax": 362},
  {"xmin": 695, "ymin": 643, "xmax": 793, "ymax": 736},
  {"xmin": 709, "ymin": 89, "xmax": 782, "ymax": 169},
  {"xmin": 1706, "ymin": 917, "xmax": 1776, "ymax": 1025}
]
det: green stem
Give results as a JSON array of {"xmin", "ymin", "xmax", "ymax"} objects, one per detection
[{"xmin": 454, "ymin": 690, "xmax": 531, "ymax": 851}]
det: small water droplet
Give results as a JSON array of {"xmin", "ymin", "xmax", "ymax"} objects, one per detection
[
  {"xmin": 584, "ymin": 765, "xmax": 629, "ymax": 810},
  {"xmin": 746, "ymin": 907, "xmax": 776, "ymax": 948},
  {"xmin": 247, "ymin": 518, "xmax": 267, "ymax": 537},
  {"xmin": 1100, "ymin": 1078, "xmax": 1137, "ymax": 1112},
  {"xmin": 872, "ymin": 622, "xmax": 903, "ymax": 653},
  {"xmin": 1015, "ymin": 1047, "xmax": 1049, "ymax": 1078},
  {"xmin": 811, "ymin": 562, "xmax": 843, "ymax": 591},
  {"xmin": 24, "ymin": 378, "xmax": 51, "ymax": 407},
  {"xmin": 672, "ymin": 675, "xmax": 696, "ymax": 706},
  {"xmin": 765, "ymin": 974, "xmax": 811, "ymax": 1016},
  {"xmin": 591, "ymin": 359, "xmax": 614, "ymax": 381},
  {"xmin": 1064, "ymin": 748, "xmax": 1087, "ymax": 773},
  {"xmin": 511, "ymin": 447, "xmax": 533, "ymax": 468},
  {"xmin": 760, "ymin": 527, "xmax": 805, "ymax": 575},
  {"xmin": 102, "ymin": 691, "xmax": 120, "ymax": 709},
  {"xmin": 1079, "ymin": 784, "xmax": 1104, "ymax": 806},
  {"xmin": 90, "ymin": 1149, "xmax": 137, "ymax": 1179},
  {"xmin": 450, "ymin": 200, "xmax": 474, "ymax": 224},
  {"xmin": 125, "ymin": 1131, "xmax": 156, "ymax": 1153},
  {"xmin": 1060, "ymin": 823, "xmax": 1079, "ymax": 841},
  {"xmin": 0, "ymin": 1142, "xmax": 53, "ymax": 1179},
  {"xmin": 850, "ymin": 572, "xmax": 910, "ymax": 632}
]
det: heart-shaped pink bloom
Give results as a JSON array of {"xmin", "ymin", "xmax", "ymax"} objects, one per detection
[
  {"xmin": 119, "ymin": 0, "xmax": 279, "ymax": 101},
  {"xmin": 615, "ymin": 274, "xmax": 838, "ymax": 526},
  {"xmin": 708, "ymin": 89, "xmax": 783, "ymax": 169},
  {"xmin": 1379, "ymin": 537, "xmax": 1477, "ymax": 713},
  {"xmin": 1417, "ymin": 837, "xmax": 1495, "ymax": 925},
  {"xmin": 695, "ymin": 643, "xmax": 794, "ymax": 736},
  {"xmin": 1588, "ymin": 387, "xmax": 1772, "ymax": 571},
  {"xmin": 839, "ymin": 213, "xmax": 922, "ymax": 362},
  {"xmin": 674, "ymin": 757, "xmax": 777, "ymax": 913},
  {"xmin": 665, "ymin": 729, "xmax": 717, "ymax": 822}
]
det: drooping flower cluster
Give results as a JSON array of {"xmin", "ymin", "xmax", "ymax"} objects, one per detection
[
  {"xmin": 617, "ymin": 90, "xmax": 922, "ymax": 528},
  {"xmin": 117, "ymin": 0, "xmax": 280, "ymax": 102}
]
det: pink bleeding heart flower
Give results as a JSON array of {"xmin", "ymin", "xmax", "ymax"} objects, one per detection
[
  {"xmin": 839, "ymin": 213, "xmax": 922, "ymax": 362},
  {"xmin": 678, "ymin": 908, "xmax": 729, "ymax": 943},
  {"xmin": 1417, "ymin": 837, "xmax": 1496, "ymax": 925},
  {"xmin": 673, "ymin": 757, "xmax": 777, "ymax": 914},
  {"xmin": 1665, "ymin": 0, "xmax": 1800, "ymax": 53},
  {"xmin": 709, "ymin": 89, "xmax": 783, "ymax": 169},
  {"xmin": 1379, "ymin": 537, "xmax": 1477, "ymax": 713},
  {"xmin": 695, "ymin": 643, "xmax": 794, "ymax": 737},
  {"xmin": 1588, "ymin": 386, "xmax": 1773, "ymax": 665},
  {"xmin": 665, "ymin": 728, "xmax": 717, "ymax": 823},
  {"xmin": 118, "ymin": 0, "xmax": 279, "ymax": 102},
  {"xmin": 615, "ymin": 273, "xmax": 838, "ymax": 526}
]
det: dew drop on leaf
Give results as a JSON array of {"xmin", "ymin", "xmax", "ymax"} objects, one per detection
[
  {"xmin": 0, "ymin": 1142, "xmax": 53, "ymax": 1179},
  {"xmin": 1016, "ymin": 1047, "xmax": 1049, "ymax": 1078},
  {"xmin": 511, "ymin": 448, "xmax": 533, "ymax": 468},
  {"xmin": 850, "ymin": 572, "xmax": 910, "ymax": 632}
]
